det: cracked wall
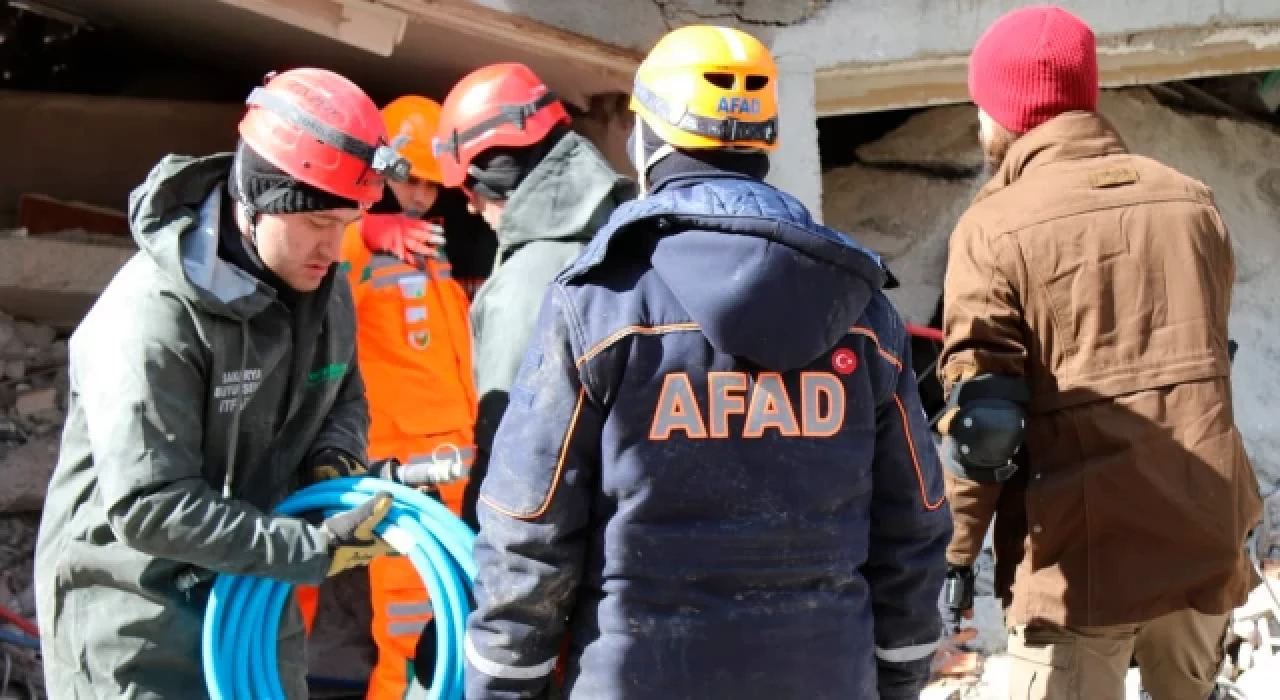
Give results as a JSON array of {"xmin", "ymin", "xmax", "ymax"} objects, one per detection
[
  {"xmin": 822, "ymin": 88, "xmax": 1280, "ymax": 490},
  {"xmin": 648, "ymin": 0, "xmax": 831, "ymax": 29}
]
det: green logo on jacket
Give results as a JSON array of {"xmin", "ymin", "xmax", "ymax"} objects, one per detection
[{"xmin": 307, "ymin": 363, "xmax": 348, "ymax": 385}]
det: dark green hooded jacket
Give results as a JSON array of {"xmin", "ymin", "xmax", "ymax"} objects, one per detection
[
  {"xmin": 33, "ymin": 154, "xmax": 368, "ymax": 699},
  {"xmin": 467, "ymin": 132, "xmax": 634, "ymax": 506}
]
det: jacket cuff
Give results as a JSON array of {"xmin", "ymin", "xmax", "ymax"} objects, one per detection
[
  {"xmin": 876, "ymin": 647, "xmax": 936, "ymax": 699},
  {"xmin": 464, "ymin": 636, "xmax": 555, "ymax": 700}
]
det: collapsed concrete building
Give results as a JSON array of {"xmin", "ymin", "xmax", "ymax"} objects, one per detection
[{"xmin": 1, "ymin": 0, "xmax": 1280, "ymax": 698}]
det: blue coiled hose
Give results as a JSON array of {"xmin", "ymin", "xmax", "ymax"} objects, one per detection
[{"xmin": 202, "ymin": 477, "xmax": 476, "ymax": 700}]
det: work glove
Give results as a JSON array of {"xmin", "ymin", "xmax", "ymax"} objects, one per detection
[
  {"xmin": 360, "ymin": 213, "xmax": 445, "ymax": 270},
  {"xmin": 322, "ymin": 491, "xmax": 395, "ymax": 577},
  {"xmin": 307, "ymin": 448, "xmax": 368, "ymax": 483}
]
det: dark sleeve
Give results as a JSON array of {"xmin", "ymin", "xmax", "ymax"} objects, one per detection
[
  {"xmin": 464, "ymin": 285, "xmax": 600, "ymax": 700},
  {"xmin": 83, "ymin": 320, "xmax": 331, "ymax": 585},
  {"xmin": 864, "ymin": 336, "xmax": 953, "ymax": 700}
]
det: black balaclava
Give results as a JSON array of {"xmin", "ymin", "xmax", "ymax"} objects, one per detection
[
  {"xmin": 223, "ymin": 140, "xmax": 359, "ymax": 306},
  {"xmin": 628, "ymin": 119, "xmax": 771, "ymax": 194},
  {"xmin": 230, "ymin": 140, "xmax": 358, "ymax": 215},
  {"xmin": 465, "ymin": 126, "xmax": 569, "ymax": 201}
]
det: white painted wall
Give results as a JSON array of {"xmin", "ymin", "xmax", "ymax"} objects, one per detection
[{"xmin": 765, "ymin": 52, "xmax": 824, "ymax": 221}]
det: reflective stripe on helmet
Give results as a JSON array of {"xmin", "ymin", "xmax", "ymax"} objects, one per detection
[
  {"xmin": 431, "ymin": 90, "xmax": 561, "ymax": 162},
  {"xmin": 245, "ymin": 87, "xmax": 412, "ymax": 183},
  {"xmin": 632, "ymin": 82, "xmax": 777, "ymax": 146}
]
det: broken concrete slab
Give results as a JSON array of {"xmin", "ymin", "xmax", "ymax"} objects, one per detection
[
  {"xmin": 18, "ymin": 192, "xmax": 131, "ymax": 238},
  {"xmin": 0, "ymin": 235, "xmax": 135, "ymax": 330}
]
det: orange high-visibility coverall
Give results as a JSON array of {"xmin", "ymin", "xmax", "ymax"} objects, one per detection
[{"xmin": 298, "ymin": 218, "xmax": 477, "ymax": 700}]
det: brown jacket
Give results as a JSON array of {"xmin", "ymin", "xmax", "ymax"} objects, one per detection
[{"xmin": 939, "ymin": 111, "xmax": 1262, "ymax": 627}]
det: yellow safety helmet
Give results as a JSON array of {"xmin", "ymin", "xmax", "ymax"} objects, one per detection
[
  {"xmin": 630, "ymin": 25, "xmax": 779, "ymax": 152},
  {"xmin": 381, "ymin": 95, "xmax": 444, "ymax": 183}
]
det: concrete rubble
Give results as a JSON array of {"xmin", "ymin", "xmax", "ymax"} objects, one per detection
[
  {"xmin": 0, "ymin": 306, "xmax": 64, "ymax": 699},
  {"xmin": 0, "ymin": 227, "xmax": 135, "ymax": 331}
]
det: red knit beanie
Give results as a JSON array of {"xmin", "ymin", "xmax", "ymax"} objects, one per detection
[{"xmin": 968, "ymin": 5, "xmax": 1099, "ymax": 134}]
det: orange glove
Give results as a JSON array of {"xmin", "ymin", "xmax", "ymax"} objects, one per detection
[{"xmin": 359, "ymin": 214, "xmax": 445, "ymax": 269}]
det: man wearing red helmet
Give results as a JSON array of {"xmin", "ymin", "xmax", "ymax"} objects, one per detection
[
  {"xmin": 431, "ymin": 63, "xmax": 635, "ymax": 524},
  {"xmin": 33, "ymin": 68, "xmax": 405, "ymax": 699}
]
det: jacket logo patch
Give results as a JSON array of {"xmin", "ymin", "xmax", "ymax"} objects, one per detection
[
  {"xmin": 307, "ymin": 362, "xmax": 347, "ymax": 385},
  {"xmin": 832, "ymin": 349, "xmax": 858, "ymax": 375},
  {"xmin": 404, "ymin": 306, "xmax": 428, "ymax": 323},
  {"xmin": 214, "ymin": 367, "xmax": 263, "ymax": 413},
  {"xmin": 1088, "ymin": 166, "xmax": 1139, "ymax": 188},
  {"xmin": 649, "ymin": 371, "xmax": 845, "ymax": 440},
  {"xmin": 398, "ymin": 276, "xmax": 427, "ymax": 299},
  {"xmin": 408, "ymin": 330, "xmax": 430, "ymax": 349}
]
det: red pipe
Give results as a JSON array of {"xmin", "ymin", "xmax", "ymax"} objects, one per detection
[
  {"xmin": 906, "ymin": 323, "xmax": 944, "ymax": 343},
  {"xmin": 0, "ymin": 603, "xmax": 39, "ymax": 638}
]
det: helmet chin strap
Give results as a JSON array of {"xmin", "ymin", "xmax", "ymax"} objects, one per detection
[{"xmin": 630, "ymin": 119, "xmax": 673, "ymax": 199}]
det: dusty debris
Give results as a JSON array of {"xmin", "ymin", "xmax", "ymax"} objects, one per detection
[
  {"xmin": 0, "ymin": 313, "xmax": 63, "ymax": 692},
  {"xmin": 13, "ymin": 389, "xmax": 56, "ymax": 424},
  {"xmin": 0, "ymin": 515, "xmax": 43, "ymax": 699},
  {"xmin": 0, "ymin": 437, "xmax": 58, "ymax": 514}
]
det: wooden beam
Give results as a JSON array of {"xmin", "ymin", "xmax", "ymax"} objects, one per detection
[
  {"xmin": 377, "ymin": 0, "xmax": 642, "ymax": 87},
  {"xmin": 816, "ymin": 24, "xmax": 1280, "ymax": 116}
]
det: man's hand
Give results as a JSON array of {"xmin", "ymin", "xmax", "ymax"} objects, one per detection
[
  {"xmin": 307, "ymin": 448, "xmax": 368, "ymax": 483},
  {"xmin": 323, "ymin": 491, "xmax": 395, "ymax": 577},
  {"xmin": 360, "ymin": 214, "xmax": 445, "ymax": 269}
]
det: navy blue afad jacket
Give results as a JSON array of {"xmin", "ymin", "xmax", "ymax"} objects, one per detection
[{"xmin": 464, "ymin": 172, "xmax": 953, "ymax": 700}]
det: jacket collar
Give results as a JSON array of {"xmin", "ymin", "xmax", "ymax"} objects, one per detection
[
  {"xmin": 496, "ymin": 131, "xmax": 634, "ymax": 249},
  {"xmin": 978, "ymin": 111, "xmax": 1129, "ymax": 201}
]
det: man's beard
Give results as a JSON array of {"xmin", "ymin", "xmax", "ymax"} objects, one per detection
[
  {"xmin": 978, "ymin": 111, "xmax": 1014, "ymax": 176},
  {"xmin": 982, "ymin": 136, "xmax": 1010, "ymax": 175}
]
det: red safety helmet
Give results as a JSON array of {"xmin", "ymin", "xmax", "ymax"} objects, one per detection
[
  {"xmin": 238, "ymin": 67, "xmax": 411, "ymax": 210},
  {"xmin": 432, "ymin": 63, "xmax": 571, "ymax": 188}
]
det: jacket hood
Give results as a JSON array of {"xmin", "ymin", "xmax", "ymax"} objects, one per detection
[
  {"xmin": 570, "ymin": 173, "xmax": 891, "ymax": 371},
  {"xmin": 127, "ymin": 153, "xmax": 279, "ymax": 321},
  {"xmin": 497, "ymin": 131, "xmax": 636, "ymax": 248}
]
